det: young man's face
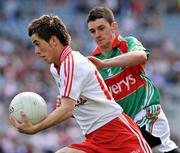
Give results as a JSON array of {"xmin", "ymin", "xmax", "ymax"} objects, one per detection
[
  {"xmin": 31, "ymin": 34, "xmax": 58, "ymax": 64},
  {"xmin": 88, "ymin": 18, "xmax": 116, "ymax": 49}
]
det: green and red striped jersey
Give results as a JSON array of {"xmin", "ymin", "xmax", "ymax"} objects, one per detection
[{"xmin": 92, "ymin": 35, "xmax": 160, "ymax": 119}]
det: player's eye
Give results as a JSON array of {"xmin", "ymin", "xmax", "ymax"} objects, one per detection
[
  {"xmin": 90, "ymin": 30, "xmax": 95, "ymax": 34},
  {"xmin": 35, "ymin": 43, "xmax": 40, "ymax": 46},
  {"xmin": 98, "ymin": 26, "xmax": 105, "ymax": 31}
]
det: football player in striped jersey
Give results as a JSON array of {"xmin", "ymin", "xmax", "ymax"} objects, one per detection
[
  {"xmin": 87, "ymin": 6, "xmax": 179, "ymax": 153},
  {"xmin": 9, "ymin": 15, "xmax": 152, "ymax": 153}
]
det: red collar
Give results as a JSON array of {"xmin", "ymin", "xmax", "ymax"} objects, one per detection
[
  {"xmin": 54, "ymin": 45, "xmax": 72, "ymax": 74},
  {"xmin": 92, "ymin": 35, "xmax": 128, "ymax": 55}
]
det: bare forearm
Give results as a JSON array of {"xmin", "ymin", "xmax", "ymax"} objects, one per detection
[
  {"xmin": 34, "ymin": 106, "xmax": 73, "ymax": 132},
  {"xmin": 104, "ymin": 51, "xmax": 147, "ymax": 67}
]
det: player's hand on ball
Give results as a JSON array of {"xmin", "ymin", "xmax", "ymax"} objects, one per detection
[{"xmin": 9, "ymin": 112, "xmax": 37, "ymax": 135}]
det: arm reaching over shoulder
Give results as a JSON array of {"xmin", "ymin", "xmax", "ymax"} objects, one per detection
[
  {"xmin": 88, "ymin": 50, "xmax": 147, "ymax": 68},
  {"xmin": 9, "ymin": 97, "xmax": 75, "ymax": 135}
]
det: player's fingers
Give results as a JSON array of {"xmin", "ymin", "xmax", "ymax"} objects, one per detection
[
  {"xmin": 87, "ymin": 56, "xmax": 95, "ymax": 59},
  {"xmin": 56, "ymin": 103, "xmax": 60, "ymax": 108},
  {"xmin": 9, "ymin": 115, "xmax": 20, "ymax": 128},
  {"xmin": 20, "ymin": 111, "xmax": 29, "ymax": 123},
  {"xmin": 9, "ymin": 115, "xmax": 15, "ymax": 125},
  {"xmin": 87, "ymin": 56, "xmax": 96, "ymax": 63},
  {"xmin": 56, "ymin": 95, "xmax": 61, "ymax": 102},
  {"xmin": 56, "ymin": 95, "xmax": 61, "ymax": 108},
  {"xmin": 87, "ymin": 56, "xmax": 102, "ymax": 69},
  {"xmin": 56, "ymin": 98, "xmax": 60, "ymax": 103}
]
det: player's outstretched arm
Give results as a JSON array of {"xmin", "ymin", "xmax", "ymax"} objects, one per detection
[
  {"xmin": 9, "ymin": 97, "xmax": 75, "ymax": 135},
  {"xmin": 88, "ymin": 51, "xmax": 147, "ymax": 68},
  {"xmin": 104, "ymin": 50, "xmax": 147, "ymax": 67}
]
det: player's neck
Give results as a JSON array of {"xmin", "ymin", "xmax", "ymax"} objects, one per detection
[{"xmin": 99, "ymin": 46, "xmax": 112, "ymax": 56}]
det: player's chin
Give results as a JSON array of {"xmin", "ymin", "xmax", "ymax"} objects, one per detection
[{"xmin": 97, "ymin": 41, "xmax": 105, "ymax": 48}]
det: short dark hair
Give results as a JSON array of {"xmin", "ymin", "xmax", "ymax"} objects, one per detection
[
  {"xmin": 28, "ymin": 15, "xmax": 71, "ymax": 45},
  {"xmin": 87, "ymin": 7, "xmax": 115, "ymax": 24}
]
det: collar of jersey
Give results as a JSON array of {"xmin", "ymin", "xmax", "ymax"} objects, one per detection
[
  {"xmin": 54, "ymin": 45, "xmax": 72, "ymax": 74},
  {"xmin": 59, "ymin": 45, "xmax": 72, "ymax": 64},
  {"xmin": 92, "ymin": 35, "xmax": 122, "ymax": 56}
]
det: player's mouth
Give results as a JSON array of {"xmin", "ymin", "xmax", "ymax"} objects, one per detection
[
  {"xmin": 97, "ymin": 39, "xmax": 105, "ymax": 45},
  {"xmin": 40, "ymin": 56, "xmax": 47, "ymax": 61},
  {"xmin": 97, "ymin": 39, "xmax": 104, "ymax": 43}
]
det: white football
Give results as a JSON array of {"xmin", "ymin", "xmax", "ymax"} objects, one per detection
[{"xmin": 9, "ymin": 92, "xmax": 48, "ymax": 124}]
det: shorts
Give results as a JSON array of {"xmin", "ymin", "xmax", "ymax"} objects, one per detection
[
  {"xmin": 69, "ymin": 113, "xmax": 152, "ymax": 153},
  {"xmin": 134, "ymin": 105, "xmax": 178, "ymax": 152}
]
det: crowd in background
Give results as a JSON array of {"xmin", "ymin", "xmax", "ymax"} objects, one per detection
[{"xmin": 0, "ymin": 0, "xmax": 180, "ymax": 153}]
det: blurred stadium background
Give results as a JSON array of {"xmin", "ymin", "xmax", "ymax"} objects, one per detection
[{"xmin": 0, "ymin": 0, "xmax": 179, "ymax": 152}]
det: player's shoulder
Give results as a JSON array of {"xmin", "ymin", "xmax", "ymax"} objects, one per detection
[
  {"xmin": 71, "ymin": 51, "xmax": 87, "ymax": 64},
  {"xmin": 71, "ymin": 51, "xmax": 93, "ymax": 73},
  {"xmin": 124, "ymin": 36, "xmax": 144, "ymax": 48},
  {"xmin": 124, "ymin": 36, "xmax": 139, "ymax": 42}
]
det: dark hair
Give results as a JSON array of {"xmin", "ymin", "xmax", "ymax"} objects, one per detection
[
  {"xmin": 28, "ymin": 15, "xmax": 71, "ymax": 45},
  {"xmin": 87, "ymin": 7, "xmax": 115, "ymax": 24}
]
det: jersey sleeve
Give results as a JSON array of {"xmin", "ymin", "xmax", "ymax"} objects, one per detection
[
  {"xmin": 59, "ymin": 53, "xmax": 89, "ymax": 101},
  {"xmin": 125, "ymin": 36, "xmax": 150, "ymax": 59}
]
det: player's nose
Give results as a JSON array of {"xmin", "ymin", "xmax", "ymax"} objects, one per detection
[
  {"xmin": 35, "ymin": 47, "xmax": 41, "ymax": 55},
  {"xmin": 95, "ymin": 30, "xmax": 101, "ymax": 37}
]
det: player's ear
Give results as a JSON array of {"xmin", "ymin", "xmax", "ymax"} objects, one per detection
[
  {"xmin": 111, "ymin": 22, "xmax": 118, "ymax": 33},
  {"xmin": 49, "ymin": 36, "xmax": 58, "ymax": 47}
]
